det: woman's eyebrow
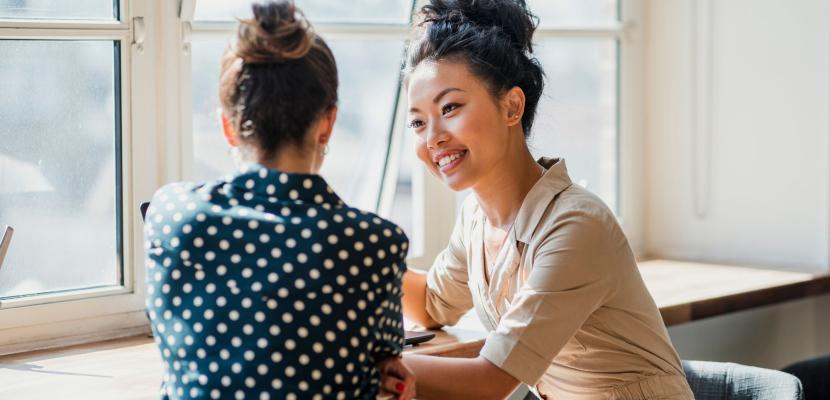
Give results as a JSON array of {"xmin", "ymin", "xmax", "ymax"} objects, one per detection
[
  {"xmin": 409, "ymin": 87, "xmax": 466, "ymax": 113},
  {"xmin": 433, "ymin": 87, "xmax": 464, "ymax": 103}
]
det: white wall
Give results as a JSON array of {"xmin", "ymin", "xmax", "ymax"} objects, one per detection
[
  {"xmin": 644, "ymin": 0, "xmax": 830, "ymax": 269},
  {"xmin": 644, "ymin": 0, "xmax": 830, "ymax": 366},
  {"xmin": 668, "ymin": 294, "xmax": 830, "ymax": 369}
]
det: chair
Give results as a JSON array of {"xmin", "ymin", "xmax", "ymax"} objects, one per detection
[
  {"xmin": 682, "ymin": 360, "xmax": 803, "ymax": 400},
  {"xmin": 783, "ymin": 354, "xmax": 830, "ymax": 400}
]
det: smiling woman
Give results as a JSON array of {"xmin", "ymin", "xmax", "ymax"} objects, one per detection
[{"xmin": 398, "ymin": 1, "xmax": 692, "ymax": 399}]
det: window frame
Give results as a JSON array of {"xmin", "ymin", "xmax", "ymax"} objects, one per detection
[
  {"xmin": 0, "ymin": 0, "xmax": 644, "ymax": 354},
  {"xmin": 0, "ymin": 0, "xmax": 163, "ymax": 355}
]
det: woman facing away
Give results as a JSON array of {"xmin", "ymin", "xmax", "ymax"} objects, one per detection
[
  {"xmin": 144, "ymin": 1, "xmax": 415, "ymax": 399},
  {"xmin": 400, "ymin": 1, "xmax": 694, "ymax": 399}
]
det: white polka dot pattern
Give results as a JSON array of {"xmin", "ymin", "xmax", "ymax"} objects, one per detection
[{"xmin": 144, "ymin": 163, "xmax": 408, "ymax": 399}]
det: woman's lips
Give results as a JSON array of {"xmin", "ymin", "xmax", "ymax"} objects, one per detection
[{"xmin": 436, "ymin": 150, "xmax": 468, "ymax": 174}]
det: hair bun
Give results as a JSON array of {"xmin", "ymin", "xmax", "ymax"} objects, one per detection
[
  {"xmin": 236, "ymin": 1, "xmax": 314, "ymax": 64},
  {"xmin": 421, "ymin": 0, "xmax": 538, "ymax": 54}
]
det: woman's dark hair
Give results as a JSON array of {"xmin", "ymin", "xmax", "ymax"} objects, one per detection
[
  {"xmin": 220, "ymin": 0, "xmax": 338, "ymax": 159},
  {"xmin": 405, "ymin": 0, "xmax": 545, "ymax": 137}
]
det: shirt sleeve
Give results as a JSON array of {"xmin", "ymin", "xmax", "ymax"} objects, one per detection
[
  {"xmin": 371, "ymin": 251, "xmax": 407, "ymax": 361},
  {"xmin": 424, "ymin": 200, "xmax": 475, "ymax": 327},
  {"xmin": 479, "ymin": 211, "xmax": 619, "ymax": 385}
]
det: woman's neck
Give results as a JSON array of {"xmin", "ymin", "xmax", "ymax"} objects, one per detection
[
  {"xmin": 472, "ymin": 144, "xmax": 544, "ymax": 230},
  {"xmin": 252, "ymin": 145, "xmax": 319, "ymax": 175}
]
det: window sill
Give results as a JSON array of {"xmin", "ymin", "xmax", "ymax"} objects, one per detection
[
  {"xmin": 1, "ymin": 260, "xmax": 828, "ymax": 398},
  {"xmin": 639, "ymin": 259, "xmax": 830, "ymax": 325}
]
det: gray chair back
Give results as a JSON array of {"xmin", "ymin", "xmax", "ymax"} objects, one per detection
[{"xmin": 683, "ymin": 360, "xmax": 803, "ymax": 400}]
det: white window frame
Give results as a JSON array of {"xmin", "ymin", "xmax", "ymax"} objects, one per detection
[
  {"xmin": 0, "ymin": 0, "xmax": 163, "ymax": 355},
  {"xmin": 0, "ymin": 0, "xmax": 644, "ymax": 354}
]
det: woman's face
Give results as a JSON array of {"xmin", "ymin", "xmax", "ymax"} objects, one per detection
[{"xmin": 406, "ymin": 60, "xmax": 513, "ymax": 191}]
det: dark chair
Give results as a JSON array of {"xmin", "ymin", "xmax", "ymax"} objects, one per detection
[
  {"xmin": 683, "ymin": 360, "xmax": 803, "ymax": 400},
  {"xmin": 783, "ymin": 354, "xmax": 830, "ymax": 400}
]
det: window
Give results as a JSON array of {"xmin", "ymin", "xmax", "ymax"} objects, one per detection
[
  {"xmin": 0, "ymin": 0, "xmax": 640, "ymax": 352},
  {"xmin": 188, "ymin": 1, "xmax": 416, "ymax": 231},
  {"xmin": 392, "ymin": 0, "xmax": 629, "ymax": 266},
  {"xmin": 0, "ymin": 40, "xmax": 122, "ymax": 299},
  {"xmin": 0, "ymin": 0, "xmax": 160, "ymax": 354},
  {"xmin": 0, "ymin": 5, "xmax": 128, "ymax": 302},
  {"xmin": 187, "ymin": 0, "xmax": 632, "ymax": 266},
  {"xmin": 0, "ymin": 0, "xmax": 115, "ymax": 20}
]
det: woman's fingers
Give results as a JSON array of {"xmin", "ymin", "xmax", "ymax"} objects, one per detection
[
  {"xmin": 381, "ymin": 376, "xmax": 407, "ymax": 394},
  {"xmin": 381, "ymin": 359, "xmax": 417, "ymax": 400}
]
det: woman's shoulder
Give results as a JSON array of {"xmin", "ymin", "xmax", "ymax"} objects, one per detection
[
  {"xmin": 533, "ymin": 183, "xmax": 625, "ymax": 246},
  {"xmin": 144, "ymin": 179, "xmax": 225, "ymax": 233},
  {"xmin": 327, "ymin": 206, "xmax": 410, "ymax": 255}
]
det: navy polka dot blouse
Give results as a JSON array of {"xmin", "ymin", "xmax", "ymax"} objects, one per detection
[{"xmin": 144, "ymin": 163, "xmax": 408, "ymax": 400}]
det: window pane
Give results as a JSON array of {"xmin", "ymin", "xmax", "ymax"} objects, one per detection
[
  {"xmin": 191, "ymin": 38, "xmax": 404, "ymax": 212},
  {"xmin": 389, "ymin": 129, "xmax": 422, "ymax": 257},
  {"xmin": 527, "ymin": 0, "xmax": 618, "ymax": 26},
  {"xmin": 530, "ymin": 39, "xmax": 618, "ymax": 212},
  {"xmin": 0, "ymin": 0, "xmax": 115, "ymax": 20},
  {"xmin": 0, "ymin": 40, "xmax": 120, "ymax": 299},
  {"xmin": 194, "ymin": 0, "xmax": 413, "ymax": 24}
]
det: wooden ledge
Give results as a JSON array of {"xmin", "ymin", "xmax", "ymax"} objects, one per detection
[
  {"xmin": 0, "ymin": 260, "xmax": 828, "ymax": 398},
  {"xmin": 407, "ymin": 260, "xmax": 830, "ymax": 358},
  {"xmin": 640, "ymin": 259, "xmax": 830, "ymax": 326}
]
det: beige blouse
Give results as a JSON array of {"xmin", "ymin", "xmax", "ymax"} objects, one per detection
[{"xmin": 425, "ymin": 158, "xmax": 694, "ymax": 400}]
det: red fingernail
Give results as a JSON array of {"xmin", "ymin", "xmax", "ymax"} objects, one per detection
[{"xmin": 396, "ymin": 382, "xmax": 406, "ymax": 392}]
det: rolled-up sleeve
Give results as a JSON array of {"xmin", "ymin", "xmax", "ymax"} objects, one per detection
[
  {"xmin": 480, "ymin": 211, "xmax": 618, "ymax": 385},
  {"xmin": 424, "ymin": 201, "xmax": 474, "ymax": 327}
]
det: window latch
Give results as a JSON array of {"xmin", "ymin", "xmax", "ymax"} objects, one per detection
[
  {"xmin": 132, "ymin": 16, "xmax": 146, "ymax": 54},
  {"xmin": 182, "ymin": 21, "xmax": 193, "ymax": 55},
  {"xmin": 0, "ymin": 225, "xmax": 13, "ymax": 272}
]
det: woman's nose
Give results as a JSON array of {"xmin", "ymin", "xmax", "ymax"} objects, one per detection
[{"xmin": 425, "ymin": 122, "xmax": 449, "ymax": 150}]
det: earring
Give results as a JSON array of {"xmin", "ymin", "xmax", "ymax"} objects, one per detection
[{"xmin": 322, "ymin": 144, "xmax": 329, "ymax": 155}]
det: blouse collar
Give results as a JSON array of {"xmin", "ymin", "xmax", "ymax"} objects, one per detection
[
  {"xmin": 512, "ymin": 157, "xmax": 573, "ymax": 244},
  {"xmin": 227, "ymin": 163, "xmax": 344, "ymax": 207}
]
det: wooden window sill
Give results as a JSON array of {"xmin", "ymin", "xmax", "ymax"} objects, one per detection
[{"xmin": 1, "ymin": 260, "xmax": 828, "ymax": 398}]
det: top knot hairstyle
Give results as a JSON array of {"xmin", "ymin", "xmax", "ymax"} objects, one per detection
[
  {"xmin": 220, "ymin": 0, "xmax": 338, "ymax": 159},
  {"xmin": 405, "ymin": 0, "xmax": 545, "ymax": 137}
]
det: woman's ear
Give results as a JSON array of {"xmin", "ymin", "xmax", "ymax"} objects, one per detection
[
  {"xmin": 221, "ymin": 113, "xmax": 239, "ymax": 147},
  {"xmin": 502, "ymin": 86, "xmax": 526, "ymax": 128},
  {"xmin": 316, "ymin": 106, "xmax": 338, "ymax": 146}
]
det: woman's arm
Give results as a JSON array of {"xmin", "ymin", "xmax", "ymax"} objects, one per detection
[
  {"xmin": 401, "ymin": 269, "xmax": 441, "ymax": 329},
  {"xmin": 403, "ymin": 354, "xmax": 520, "ymax": 400}
]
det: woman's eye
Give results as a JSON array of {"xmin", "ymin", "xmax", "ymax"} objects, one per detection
[
  {"xmin": 408, "ymin": 119, "xmax": 424, "ymax": 129},
  {"xmin": 441, "ymin": 103, "xmax": 460, "ymax": 115}
]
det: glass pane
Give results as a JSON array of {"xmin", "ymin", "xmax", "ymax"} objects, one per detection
[
  {"xmin": 389, "ymin": 129, "xmax": 423, "ymax": 258},
  {"xmin": 527, "ymin": 0, "xmax": 618, "ymax": 26},
  {"xmin": 191, "ymin": 38, "xmax": 404, "ymax": 212},
  {"xmin": 194, "ymin": 0, "xmax": 413, "ymax": 24},
  {"xmin": 0, "ymin": 40, "xmax": 120, "ymax": 298},
  {"xmin": 530, "ymin": 39, "xmax": 618, "ymax": 212},
  {"xmin": 0, "ymin": 0, "xmax": 115, "ymax": 20}
]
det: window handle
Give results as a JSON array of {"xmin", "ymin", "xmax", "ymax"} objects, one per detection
[
  {"xmin": 0, "ymin": 225, "xmax": 13, "ymax": 272},
  {"xmin": 132, "ymin": 16, "xmax": 146, "ymax": 54}
]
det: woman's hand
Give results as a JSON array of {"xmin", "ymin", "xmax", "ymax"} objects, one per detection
[{"xmin": 377, "ymin": 356, "xmax": 416, "ymax": 400}]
